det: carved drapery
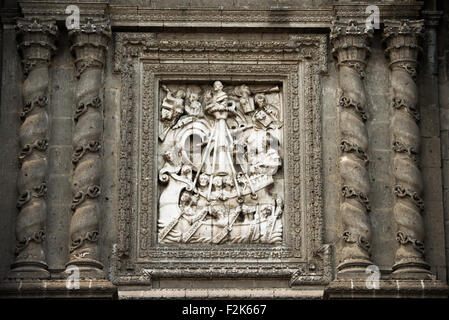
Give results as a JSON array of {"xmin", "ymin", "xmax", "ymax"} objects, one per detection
[
  {"xmin": 66, "ymin": 18, "xmax": 110, "ymax": 275},
  {"xmin": 330, "ymin": 20, "xmax": 373, "ymax": 276},
  {"xmin": 11, "ymin": 18, "xmax": 57, "ymax": 278},
  {"xmin": 383, "ymin": 20, "xmax": 432, "ymax": 279}
]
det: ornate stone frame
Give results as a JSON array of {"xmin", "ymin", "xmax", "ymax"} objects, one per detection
[{"xmin": 112, "ymin": 33, "xmax": 331, "ymax": 286}]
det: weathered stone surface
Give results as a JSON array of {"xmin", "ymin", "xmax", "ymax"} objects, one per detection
[{"xmin": 0, "ymin": 0, "xmax": 448, "ymax": 299}]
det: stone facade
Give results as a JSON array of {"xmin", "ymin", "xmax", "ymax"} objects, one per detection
[{"xmin": 0, "ymin": 0, "xmax": 449, "ymax": 299}]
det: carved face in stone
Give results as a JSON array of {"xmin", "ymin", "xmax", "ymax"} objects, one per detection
[
  {"xmin": 261, "ymin": 206, "xmax": 272, "ymax": 219},
  {"xmin": 189, "ymin": 92, "xmax": 199, "ymax": 103},
  {"xmin": 223, "ymin": 176, "xmax": 234, "ymax": 188},
  {"xmin": 180, "ymin": 192, "xmax": 191, "ymax": 205},
  {"xmin": 255, "ymin": 93, "xmax": 266, "ymax": 108},
  {"xmin": 161, "ymin": 108, "xmax": 173, "ymax": 121},
  {"xmin": 213, "ymin": 81, "xmax": 223, "ymax": 92},
  {"xmin": 198, "ymin": 173, "xmax": 209, "ymax": 187},
  {"xmin": 213, "ymin": 176, "xmax": 223, "ymax": 189}
]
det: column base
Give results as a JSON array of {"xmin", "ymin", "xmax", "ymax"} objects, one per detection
[
  {"xmin": 65, "ymin": 258, "xmax": 105, "ymax": 279},
  {"xmin": 325, "ymin": 279, "xmax": 449, "ymax": 299},
  {"xmin": 336, "ymin": 258, "xmax": 372, "ymax": 279},
  {"xmin": 392, "ymin": 261, "xmax": 433, "ymax": 280},
  {"xmin": 8, "ymin": 261, "xmax": 50, "ymax": 280},
  {"xmin": 0, "ymin": 279, "xmax": 116, "ymax": 299}
]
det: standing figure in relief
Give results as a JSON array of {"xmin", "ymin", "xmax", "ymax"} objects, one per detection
[
  {"xmin": 234, "ymin": 84, "xmax": 255, "ymax": 114},
  {"xmin": 172, "ymin": 91, "xmax": 204, "ymax": 130},
  {"xmin": 158, "ymin": 148, "xmax": 193, "ymax": 242},
  {"xmin": 185, "ymin": 91, "xmax": 203, "ymax": 117},
  {"xmin": 253, "ymin": 93, "xmax": 282, "ymax": 129},
  {"xmin": 160, "ymin": 85, "xmax": 186, "ymax": 140},
  {"xmin": 210, "ymin": 176, "xmax": 223, "ymax": 200},
  {"xmin": 221, "ymin": 176, "xmax": 234, "ymax": 201}
]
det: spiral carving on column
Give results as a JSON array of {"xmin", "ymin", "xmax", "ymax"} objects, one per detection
[
  {"xmin": 67, "ymin": 18, "xmax": 110, "ymax": 271},
  {"xmin": 331, "ymin": 20, "xmax": 374, "ymax": 276},
  {"xmin": 383, "ymin": 20, "xmax": 432, "ymax": 278},
  {"xmin": 10, "ymin": 19, "xmax": 57, "ymax": 277}
]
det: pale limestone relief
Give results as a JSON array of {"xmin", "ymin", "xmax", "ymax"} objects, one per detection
[{"xmin": 158, "ymin": 81, "xmax": 283, "ymax": 244}]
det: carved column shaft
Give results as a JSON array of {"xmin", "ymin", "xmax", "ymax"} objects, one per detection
[
  {"xmin": 11, "ymin": 19, "xmax": 57, "ymax": 278},
  {"xmin": 383, "ymin": 20, "xmax": 432, "ymax": 279},
  {"xmin": 331, "ymin": 21, "xmax": 373, "ymax": 277},
  {"xmin": 67, "ymin": 19, "xmax": 110, "ymax": 274}
]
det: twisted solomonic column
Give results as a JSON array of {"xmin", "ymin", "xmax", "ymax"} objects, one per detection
[
  {"xmin": 330, "ymin": 21, "xmax": 374, "ymax": 277},
  {"xmin": 383, "ymin": 20, "xmax": 433, "ymax": 279},
  {"xmin": 10, "ymin": 18, "xmax": 57, "ymax": 278},
  {"xmin": 66, "ymin": 18, "xmax": 110, "ymax": 276}
]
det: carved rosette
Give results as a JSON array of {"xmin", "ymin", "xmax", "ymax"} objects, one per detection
[
  {"xmin": 66, "ymin": 18, "xmax": 110, "ymax": 273},
  {"xmin": 331, "ymin": 21, "xmax": 373, "ymax": 276},
  {"xmin": 383, "ymin": 20, "xmax": 432, "ymax": 278},
  {"xmin": 11, "ymin": 18, "xmax": 57, "ymax": 277}
]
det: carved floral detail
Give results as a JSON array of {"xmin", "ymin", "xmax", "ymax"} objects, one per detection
[
  {"xmin": 393, "ymin": 184, "xmax": 424, "ymax": 211},
  {"xmin": 16, "ymin": 183, "xmax": 48, "ymax": 209},
  {"xmin": 74, "ymin": 96, "xmax": 102, "ymax": 121},
  {"xmin": 339, "ymin": 95, "xmax": 367, "ymax": 121},
  {"xmin": 341, "ymin": 186, "xmax": 371, "ymax": 212},
  {"xmin": 340, "ymin": 140, "xmax": 368, "ymax": 164},
  {"xmin": 15, "ymin": 230, "xmax": 46, "ymax": 255},
  {"xmin": 70, "ymin": 231, "xmax": 99, "ymax": 253},
  {"xmin": 19, "ymin": 95, "xmax": 48, "ymax": 120},
  {"xmin": 71, "ymin": 185, "xmax": 101, "ymax": 211},
  {"xmin": 342, "ymin": 231, "xmax": 371, "ymax": 252},
  {"xmin": 72, "ymin": 141, "xmax": 101, "ymax": 164},
  {"xmin": 18, "ymin": 139, "xmax": 48, "ymax": 166},
  {"xmin": 396, "ymin": 231, "xmax": 425, "ymax": 254},
  {"xmin": 391, "ymin": 97, "xmax": 420, "ymax": 121}
]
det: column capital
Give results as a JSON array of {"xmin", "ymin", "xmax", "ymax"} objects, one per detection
[
  {"xmin": 16, "ymin": 18, "xmax": 58, "ymax": 75},
  {"xmin": 69, "ymin": 17, "xmax": 111, "ymax": 78},
  {"xmin": 383, "ymin": 19, "xmax": 424, "ymax": 74},
  {"xmin": 330, "ymin": 20, "xmax": 373, "ymax": 74}
]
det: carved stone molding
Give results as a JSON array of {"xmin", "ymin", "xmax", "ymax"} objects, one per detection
[
  {"xmin": 330, "ymin": 20, "xmax": 373, "ymax": 278},
  {"xmin": 66, "ymin": 18, "xmax": 111, "ymax": 277},
  {"xmin": 18, "ymin": 2, "xmax": 423, "ymax": 28},
  {"xmin": 383, "ymin": 19, "xmax": 433, "ymax": 279},
  {"xmin": 10, "ymin": 18, "xmax": 57, "ymax": 279},
  {"xmin": 111, "ymin": 33, "xmax": 330, "ymax": 286}
]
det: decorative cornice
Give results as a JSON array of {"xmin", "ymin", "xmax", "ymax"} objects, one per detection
[
  {"xmin": 114, "ymin": 33, "xmax": 328, "ymax": 73},
  {"xmin": 17, "ymin": 2, "xmax": 423, "ymax": 28}
]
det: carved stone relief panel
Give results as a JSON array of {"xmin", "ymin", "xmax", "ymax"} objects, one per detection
[
  {"xmin": 112, "ymin": 33, "xmax": 330, "ymax": 285},
  {"xmin": 157, "ymin": 81, "xmax": 284, "ymax": 245}
]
